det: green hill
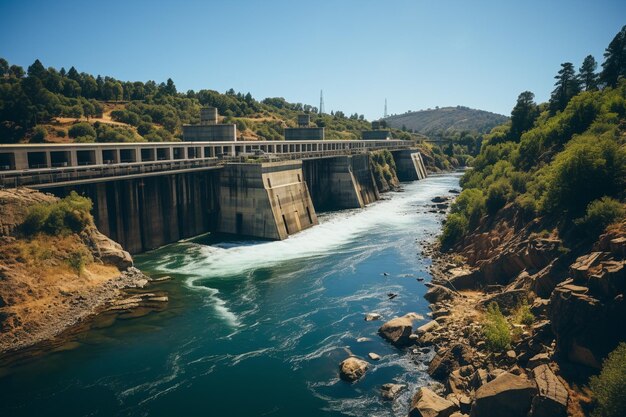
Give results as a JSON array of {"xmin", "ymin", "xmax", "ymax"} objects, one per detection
[{"xmin": 384, "ymin": 106, "xmax": 508, "ymax": 135}]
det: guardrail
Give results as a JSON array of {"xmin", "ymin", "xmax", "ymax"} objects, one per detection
[{"xmin": 0, "ymin": 142, "xmax": 410, "ymax": 188}]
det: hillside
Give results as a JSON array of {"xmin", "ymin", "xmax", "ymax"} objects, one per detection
[
  {"xmin": 384, "ymin": 106, "xmax": 508, "ymax": 135},
  {"xmin": 0, "ymin": 58, "xmax": 421, "ymax": 144}
]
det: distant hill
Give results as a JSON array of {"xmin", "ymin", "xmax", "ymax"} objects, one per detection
[{"xmin": 384, "ymin": 106, "xmax": 508, "ymax": 135}]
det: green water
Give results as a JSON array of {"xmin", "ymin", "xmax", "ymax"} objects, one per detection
[{"xmin": 0, "ymin": 173, "xmax": 460, "ymax": 417}]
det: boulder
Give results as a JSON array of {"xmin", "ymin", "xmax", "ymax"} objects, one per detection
[
  {"xmin": 365, "ymin": 312, "xmax": 382, "ymax": 321},
  {"xmin": 529, "ymin": 364, "xmax": 568, "ymax": 417},
  {"xmin": 470, "ymin": 372, "xmax": 537, "ymax": 417},
  {"xmin": 368, "ymin": 352, "xmax": 381, "ymax": 361},
  {"xmin": 381, "ymin": 383, "xmax": 406, "ymax": 400},
  {"xmin": 417, "ymin": 320, "xmax": 441, "ymax": 335},
  {"xmin": 85, "ymin": 227, "xmax": 133, "ymax": 270},
  {"xmin": 339, "ymin": 357, "xmax": 368, "ymax": 382},
  {"xmin": 409, "ymin": 387, "xmax": 458, "ymax": 417},
  {"xmin": 428, "ymin": 344, "xmax": 474, "ymax": 380},
  {"xmin": 379, "ymin": 314, "xmax": 420, "ymax": 347},
  {"xmin": 527, "ymin": 353, "xmax": 550, "ymax": 369},
  {"xmin": 424, "ymin": 284, "xmax": 457, "ymax": 303}
]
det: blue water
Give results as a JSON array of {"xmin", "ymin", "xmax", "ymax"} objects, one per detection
[{"xmin": 0, "ymin": 173, "xmax": 460, "ymax": 417}]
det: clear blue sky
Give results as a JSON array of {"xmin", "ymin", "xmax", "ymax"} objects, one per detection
[{"xmin": 1, "ymin": 0, "xmax": 624, "ymax": 120}]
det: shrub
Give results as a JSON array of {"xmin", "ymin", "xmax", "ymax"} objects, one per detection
[
  {"xmin": 482, "ymin": 302, "xmax": 511, "ymax": 351},
  {"xmin": 74, "ymin": 135, "xmax": 95, "ymax": 143},
  {"xmin": 451, "ymin": 188, "xmax": 486, "ymax": 227},
  {"xmin": 512, "ymin": 301, "xmax": 534, "ymax": 326},
  {"xmin": 30, "ymin": 125, "xmax": 47, "ymax": 143},
  {"xmin": 68, "ymin": 122, "xmax": 96, "ymax": 139},
  {"xmin": 67, "ymin": 251, "xmax": 87, "ymax": 276},
  {"xmin": 22, "ymin": 192, "xmax": 93, "ymax": 236},
  {"xmin": 56, "ymin": 128, "xmax": 66, "ymax": 138},
  {"xmin": 575, "ymin": 197, "xmax": 625, "ymax": 237},
  {"xmin": 486, "ymin": 180, "xmax": 512, "ymax": 214},
  {"xmin": 590, "ymin": 343, "xmax": 626, "ymax": 417},
  {"xmin": 440, "ymin": 213, "xmax": 469, "ymax": 248}
]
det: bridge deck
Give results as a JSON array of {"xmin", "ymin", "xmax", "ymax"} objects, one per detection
[{"xmin": 0, "ymin": 140, "xmax": 412, "ymax": 188}]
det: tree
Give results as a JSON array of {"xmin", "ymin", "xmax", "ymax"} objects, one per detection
[
  {"xmin": 600, "ymin": 25, "xmax": 626, "ymax": 88},
  {"xmin": 509, "ymin": 91, "xmax": 539, "ymax": 140},
  {"xmin": 549, "ymin": 62, "xmax": 581, "ymax": 114},
  {"xmin": 27, "ymin": 59, "xmax": 46, "ymax": 80},
  {"xmin": 0, "ymin": 58, "xmax": 8, "ymax": 76},
  {"xmin": 579, "ymin": 55, "xmax": 599, "ymax": 91}
]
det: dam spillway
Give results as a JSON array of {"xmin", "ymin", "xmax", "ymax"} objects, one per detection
[{"xmin": 0, "ymin": 140, "xmax": 428, "ymax": 253}]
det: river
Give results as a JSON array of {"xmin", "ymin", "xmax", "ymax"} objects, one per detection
[{"xmin": 0, "ymin": 172, "xmax": 460, "ymax": 417}]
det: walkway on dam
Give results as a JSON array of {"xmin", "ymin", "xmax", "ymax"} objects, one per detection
[{"xmin": 0, "ymin": 139, "xmax": 412, "ymax": 189}]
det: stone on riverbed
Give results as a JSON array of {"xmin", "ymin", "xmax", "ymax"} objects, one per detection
[
  {"xmin": 381, "ymin": 383, "xmax": 406, "ymax": 400},
  {"xmin": 378, "ymin": 313, "xmax": 423, "ymax": 347},
  {"xmin": 365, "ymin": 313, "xmax": 382, "ymax": 321},
  {"xmin": 409, "ymin": 386, "xmax": 458, "ymax": 417},
  {"xmin": 339, "ymin": 357, "xmax": 368, "ymax": 382},
  {"xmin": 368, "ymin": 352, "xmax": 381, "ymax": 360}
]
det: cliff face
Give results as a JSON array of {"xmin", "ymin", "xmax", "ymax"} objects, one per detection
[
  {"xmin": 0, "ymin": 188, "xmax": 142, "ymax": 357},
  {"xmin": 445, "ymin": 203, "xmax": 625, "ymax": 371}
]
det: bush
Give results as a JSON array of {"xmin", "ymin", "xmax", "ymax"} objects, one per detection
[
  {"xmin": 67, "ymin": 251, "xmax": 87, "ymax": 276},
  {"xmin": 22, "ymin": 192, "xmax": 93, "ymax": 236},
  {"xmin": 575, "ymin": 197, "xmax": 625, "ymax": 237},
  {"xmin": 482, "ymin": 302, "xmax": 511, "ymax": 351},
  {"xmin": 512, "ymin": 301, "xmax": 534, "ymax": 325},
  {"xmin": 486, "ymin": 180, "xmax": 512, "ymax": 214},
  {"xmin": 440, "ymin": 213, "xmax": 469, "ymax": 248},
  {"xmin": 30, "ymin": 125, "xmax": 47, "ymax": 143},
  {"xmin": 451, "ymin": 188, "xmax": 486, "ymax": 227},
  {"xmin": 590, "ymin": 343, "xmax": 626, "ymax": 417},
  {"xmin": 56, "ymin": 129, "xmax": 66, "ymax": 138},
  {"xmin": 68, "ymin": 122, "xmax": 96, "ymax": 139}
]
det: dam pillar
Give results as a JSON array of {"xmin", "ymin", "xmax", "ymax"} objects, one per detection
[
  {"xmin": 301, "ymin": 155, "xmax": 379, "ymax": 212},
  {"xmin": 391, "ymin": 150, "xmax": 428, "ymax": 181},
  {"xmin": 218, "ymin": 161, "xmax": 318, "ymax": 240}
]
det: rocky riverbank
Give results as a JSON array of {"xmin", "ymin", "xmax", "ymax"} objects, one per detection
[{"xmin": 0, "ymin": 188, "xmax": 168, "ymax": 366}]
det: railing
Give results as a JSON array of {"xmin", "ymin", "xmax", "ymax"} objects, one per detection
[{"xmin": 0, "ymin": 141, "xmax": 411, "ymax": 188}]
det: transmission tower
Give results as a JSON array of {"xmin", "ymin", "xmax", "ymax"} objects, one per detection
[
  {"xmin": 319, "ymin": 90, "xmax": 325, "ymax": 114},
  {"xmin": 384, "ymin": 98, "xmax": 388, "ymax": 118}
]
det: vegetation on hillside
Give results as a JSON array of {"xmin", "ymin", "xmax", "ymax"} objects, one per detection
[
  {"xmin": 384, "ymin": 106, "xmax": 508, "ymax": 136},
  {"xmin": 0, "ymin": 58, "xmax": 421, "ymax": 144},
  {"xmin": 22, "ymin": 191, "xmax": 93, "ymax": 237},
  {"xmin": 590, "ymin": 342, "xmax": 626, "ymax": 417},
  {"xmin": 441, "ymin": 25, "xmax": 626, "ymax": 248}
]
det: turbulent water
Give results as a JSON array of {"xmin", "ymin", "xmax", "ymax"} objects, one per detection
[{"xmin": 0, "ymin": 173, "xmax": 461, "ymax": 417}]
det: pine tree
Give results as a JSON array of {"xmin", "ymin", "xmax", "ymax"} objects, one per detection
[
  {"xmin": 600, "ymin": 25, "xmax": 626, "ymax": 88},
  {"xmin": 549, "ymin": 62, "xmax": 581, "ymax": 114},
  {"xmin": 510, "ymin": 91, "xmax": 539, "ymax": 140},
  {"xmin": 579, "ymin": 55, "xmax": 599, "ymax": 91}
]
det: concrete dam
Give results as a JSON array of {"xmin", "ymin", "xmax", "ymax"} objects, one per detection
[{"xmin": 0, "ymin": 141, "xmax": 428, "ymax": 254}]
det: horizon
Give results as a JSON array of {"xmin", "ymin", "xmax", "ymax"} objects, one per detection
[{"xmin": 1, "ymin": 0, "xmax": 625, "ymax": 120}]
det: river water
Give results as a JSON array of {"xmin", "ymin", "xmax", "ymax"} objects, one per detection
[{"xmin": 0, "ymin": 173, "xmax": 460, "ymax": 417}]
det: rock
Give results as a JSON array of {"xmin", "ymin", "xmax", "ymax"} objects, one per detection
[
  {"xmin": 365, "ymin": 313, "xmax": 382, "ymax": 321},
  {"xmin": 529, "ymin": 364, "xmax": 568, "ymax": 417},
  {"xmin": 506, "ymin": 350, "xmax": 517, "ymax": 360},
  {"xmin": 368, "ymin": 352, "xmax": 381, "ymax": 360},
  {"xmin": 432, "ymin": 196, "xmax": 449, "ymax": 203},
  {"xmin": 527, "ymin": 353, "xmax": 550, "ymax": 369},
  {"xmin": 379, "ymin": 314, "xmax": 420, "ymax": 347},
  {"xmin": 428, "ymin": 344, "xmax": 474, "ymax": 380},
  {"xmin": 339, "ymin": 357, "xmax": 368, "ymax": 382},
  {"xmin": 530, "ymin": 298, "xmax": 550, "ymax": 318},
  {"xmin": 424, "ymin": 284, "xmax": 457, "ymax": 303},
  {"xmin": 417, "ymin": 320, "xmax": 441, "ymax": 335},
  {"xmin": 470, "ymin": 372, "xmax": 537, "ymax": 417},
  {"xmin": 409, "ymin": 387, "xmax": 458, "ymax": 417},
  {"xmin": 479, "ymin": 289, "xmax": 528, "ymax": 314},
  {"xmin": 84, "ymin": 227, "xmax": 133, "ymax": 270},
  {"xmin": 381, "ymin": 383, "xmax": 406, "ymax": 400},
  {"xmin": 470, "ymin": 368, "xmax": 489, "ymax": 389},
  {"xmin": 356, "ymin": 337, "xmax": 371, "ymax": 343}
]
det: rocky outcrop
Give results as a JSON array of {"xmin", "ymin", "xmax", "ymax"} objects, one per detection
[
  {"xmin": 81, "ymin": 226, "xmax": 133, "ymax": 270},
  {"xmin": 378, "ymin": 313, "xmax": 422, "ymax": 347},
  {"xmin": 409, "ymin": 387, "xmax": 458, "ymax": 417},
  {"xmin": 381, "ymin": 383, "xmax": 406, "ymax": 400},
  {"xmin": 529, "ymin": 365, "xmax": 568, "ymax": 417},
  {"xmin": 339, "ymin": 357, "xmax": 368, "ymax": 382},
  {"xmin": 428, "ymin": 344, "xmax": 474, "ymax": 379},
  {"xmin": 470, "ymin": 372, "xmax": 537, "ymax": 417},
  {"xmin": 424, "ymin": 284, "xmax": 457, "ymax": 303}
]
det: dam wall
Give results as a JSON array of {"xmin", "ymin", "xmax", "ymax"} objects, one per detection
[
  {"xmin": 391, "ymin": 150, "xmax": 428, "ymax": 181},
  {"xmin": 217, "ymin": 161, "xmax": 318, "ymax": 240},
  {"xmin": 47, "ymin": 171, "xmax": 220, "ymax": 254},
  {"xmin": 302, "ymin": 154, "xmax": 379, "ymax": 212}
]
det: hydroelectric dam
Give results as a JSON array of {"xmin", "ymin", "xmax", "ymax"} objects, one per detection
[{"xmin": 0, "ymin": 139, "xmax": 428, "ymax": 253}]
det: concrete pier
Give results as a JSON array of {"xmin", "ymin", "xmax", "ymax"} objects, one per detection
[
  {"xmin": 302, "ymin": 154, "xmax": 379, "ymax": 211},
  {"xmin": 391, "ymin": 150, "xmax": 428, "ymax": 181},
  {"xmin": 217, "ymin": 161, "xmax": 318, "ymax": 240}
]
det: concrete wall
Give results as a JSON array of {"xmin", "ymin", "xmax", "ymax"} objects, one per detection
[
  {"xmin": 391, "ymin": 150, "xmax": 428, "ymax": 181},
  {"xmin": 362, "ymin": 130, "xmax": 391, "ymax": 140},
  {"xmin": 48, "ymin": 171, "xmax": 220, "ymax": 254},
  {"xmin": 302, "ymin": 154, "xmax": 379, "ymax": 212},
  {"xmin": 284, "ymin": 127, "xmax": 325, "ymax": 141},
  {"xmin": 183, "ymin": 124, "xmax": 237, "ymax": 141},
  {"xmin": 217, "ymin": 161, "xmax": 318, "ymax": 240}
]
